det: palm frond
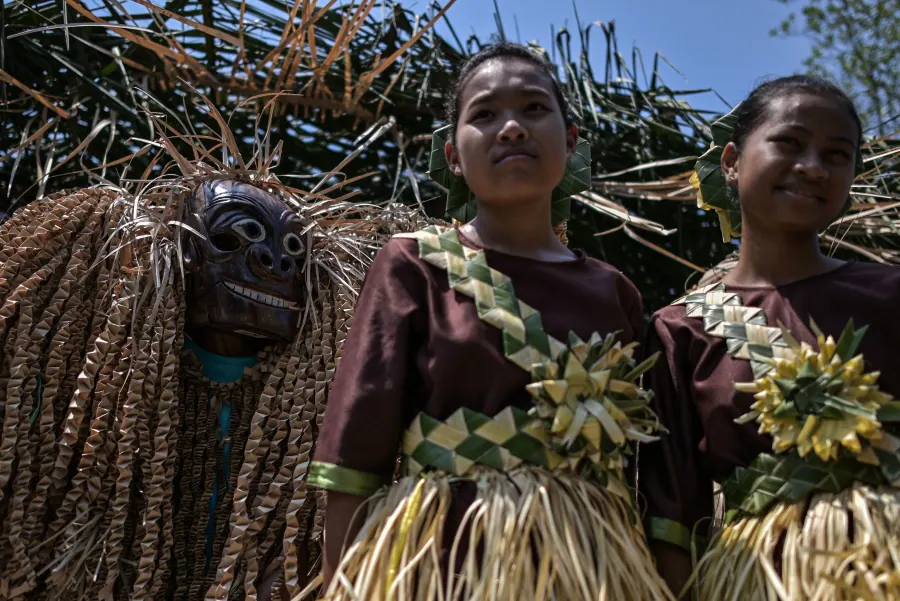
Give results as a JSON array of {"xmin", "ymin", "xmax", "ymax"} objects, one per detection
[{"xmin": 4, "ymin": 0, "xmax": 899, "ymax": 311}]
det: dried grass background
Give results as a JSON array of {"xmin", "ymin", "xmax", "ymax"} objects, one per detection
[
  {"xmin": 6, "ymin": 1, "xmax": 897, "ymax": 313},
  {"xmin": 0, "ymin": 2, "xmax": 897, "ymax": 599},
  {"xmin": 0, "ymin": 51, "xmax": 434, "ymax": 601}
]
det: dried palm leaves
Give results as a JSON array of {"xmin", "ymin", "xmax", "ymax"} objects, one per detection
[
  {"xmin": 696, "ymin": 484, "xmax": 900, "ymax": 601},
  {"xmin": 322, "ymin": 467, "xmax": 676, "ymax": 601},
  {"xmin": 0, "ymin": 0, "xmax": 458, "ymax": 208},
  {"xmin": 0, "ymin": 90, "xmax": 430, "ymax": 601}
]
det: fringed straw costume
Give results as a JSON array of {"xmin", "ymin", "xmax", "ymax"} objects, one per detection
[
  {"xmin": 639, "ymin": 107, "xmax": 900, "ymax": 601},
  {"xmin": 0, "ymin": 100, "xmax": 426, "ymax": 601},
  {"xmin": 309, "ymin": 225, "xmax": 677, "ymax": 601}
]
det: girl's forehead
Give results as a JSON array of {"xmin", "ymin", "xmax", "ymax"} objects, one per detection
[
  {"xmin": 760, "ymin": 92, "xmax": 856, "ymax": 134},
  {"xmin": 460, "ymin": 58, "xmax": 554, "ymax": 104}
]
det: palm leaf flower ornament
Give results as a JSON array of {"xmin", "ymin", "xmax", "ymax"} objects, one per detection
[
  {"xmin": 688, "ymin": 313, "xmax": 900, "ymax": 599},
  {"xmin": 526, "ymin": 331, "xmax": 662, "ymax": 482}
]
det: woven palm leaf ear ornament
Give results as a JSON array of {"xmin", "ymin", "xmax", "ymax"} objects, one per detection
[
  {"xmin": 695, "ymin": 319, "xmax": 900, "ymax": 601},
  {"xmin": 428, "ymin": 124, "xmax": 592, "ymax": 242},
  {"xmin": 690, "ymin": 104, "xmax": 742, "ymax": 243}
]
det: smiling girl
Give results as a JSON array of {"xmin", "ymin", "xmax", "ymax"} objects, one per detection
[
  {"xmin": 639, "ymin": 76, "xmax": 900, "ymax": 600},
  {"xmin": 307, "ymin": 43, "xmax": 675, "ymax": 601}
]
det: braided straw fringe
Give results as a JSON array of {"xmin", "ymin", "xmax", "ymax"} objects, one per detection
[
  {"xmin": 695, "ymin": 483, "xmax": 900, "ymax": 601},
  {"xmin": 319, "ymin": 467, "xmax": 675, "ymax": 601}
]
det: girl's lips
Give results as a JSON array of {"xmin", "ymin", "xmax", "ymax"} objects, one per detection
[
  {"xmin": 776, "ymin": 186, "xmax": 825, "ymax": 203},
  {"xmin": 495, "ymin": 153, "xmax": 536, "ymax": 165}
]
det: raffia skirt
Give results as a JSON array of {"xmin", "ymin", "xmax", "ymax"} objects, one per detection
[
  {"xmin": 317, "ymin": 465, "xmax": 675, "ymax": 601},
  {"xmin": 695, "ymin": 482, "xmax": 900, "ymax": 601}
]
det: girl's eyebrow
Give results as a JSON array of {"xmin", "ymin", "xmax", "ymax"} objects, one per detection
[
  {"xmin": 778, "ymin": 123, "xmax": 856, "ymax": 148},
  {"xmin": 517, "ymin": 85, "xmax": 554, "ymax": 98},
  {"xmin": 466, "ymin": 85, "xmax": 554, "ymax": 107}
]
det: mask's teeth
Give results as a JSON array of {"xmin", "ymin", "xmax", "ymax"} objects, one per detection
[{"xmin": 225, "ymin": 281, "xmax": 296, "ymax": 308}]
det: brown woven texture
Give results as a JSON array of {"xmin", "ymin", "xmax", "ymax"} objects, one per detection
[{"xmin": 0, "ymin": 184, "xmax": 426, "ymax": 601}]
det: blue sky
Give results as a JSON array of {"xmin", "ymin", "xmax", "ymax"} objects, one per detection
[{"xmin": 404, "ymin": 0, "xmax": 814, "ymax": 113}]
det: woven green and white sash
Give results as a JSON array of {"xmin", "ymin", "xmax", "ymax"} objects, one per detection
[
  {"xmin": 396, "ymin": 226, "xmax": 566, "ymax": 371},
  {"xmin": 394, "ymin": 226, "xmax": 659, "ymax": 485},
  {"xmin": 672, "ymin": 283, "xmax": 792, "ymax": 378},
  {"xmin": 674, "ymin": 282, "xmax": 900, "ymax": 520}
]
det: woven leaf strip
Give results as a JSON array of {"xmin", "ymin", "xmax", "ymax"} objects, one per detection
[
  {"xmin": 397, "ymin": 226, "xmax": 564, "ymax": 370},
  {"xmin": 401, "ymin": 407, "xmax": 562, "ymax": 477},
  {"xmin": 673, "ymin": 283, "xmax": 792, "ymax": 377},
  {"xmin": 722, "ymin": 451, "xmax": 884, "ymax": 518}
]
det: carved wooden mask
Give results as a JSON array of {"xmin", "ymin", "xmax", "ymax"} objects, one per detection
[{"xmin": 183, "ymin": 180, "xmax": 306, "ymax": 349}]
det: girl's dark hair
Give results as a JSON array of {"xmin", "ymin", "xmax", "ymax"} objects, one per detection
[
  {"xmin": 732, "ymin": 75, "xmax": 863, "ymax": 149},
  {"xmin": 445, "ymin": 42, "xmax": 573, "ymax": 134}
]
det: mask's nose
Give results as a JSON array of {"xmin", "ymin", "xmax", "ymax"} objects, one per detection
[{"xmin": 248, "ymin": 244, "xmax": 297, "ymax": 281}]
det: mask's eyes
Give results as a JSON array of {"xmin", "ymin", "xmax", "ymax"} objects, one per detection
[
  {"xmin": 231, "ymin": 218, "xmax": 266, "ymax": 242},
  {"xmin": 283, "ymin": 232, "xmax": 305, "ymax": 257}
]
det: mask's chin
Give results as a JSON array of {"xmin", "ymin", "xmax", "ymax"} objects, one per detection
[
  {"xmin": 186, "ymin": 282, "xmax": 302, "ymax": 353},
  {"xmin": 232, "ymin": 329, "xmax": 270, "ymax": 339}
]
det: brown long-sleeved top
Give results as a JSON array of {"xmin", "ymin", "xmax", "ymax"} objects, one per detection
[
  {"xmin": 310, "ymin": 230, "xmax": 644, "ymax": 495},
  {"xmin": 638, "ymin": 262, "xmax": 900, "ymax": 548}
]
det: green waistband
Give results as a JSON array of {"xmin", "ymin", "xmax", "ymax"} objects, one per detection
[
  {"xmin": 308, "ymin": 461, "xmax": 390, "ymax": 497},
  {"xmin": 722, "ymin": 451, "xmax": 888, "ymax": 521},
  {"xmin": 400, "ymin": 406, "xmax": 564, "ymax": 478},
  {"xmin": 646, "ymin": 516, "xmax": 709, "ymax": 555},
  {"xmin": 399, "ymin": 406, "xmax": 633, "ymax": 500}
]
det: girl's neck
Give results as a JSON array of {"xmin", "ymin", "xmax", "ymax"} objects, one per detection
[
  {"xmin": 463, "ymin": 202, "xmax": 573, "ymax": 261},
  {"xmin": 725, "ymin": 225, "xmax": 845, "ymax": 287}
]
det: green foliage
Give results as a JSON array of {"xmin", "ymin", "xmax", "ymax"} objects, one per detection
[
  {"xmin": 771, "ymin": 0, "xmax": 900, "ymax": 135},
  {"xmin": 0, "ymin": 0, "xmax": 460, "ymax": 209}
]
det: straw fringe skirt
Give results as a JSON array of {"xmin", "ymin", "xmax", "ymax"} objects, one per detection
[
  {"xmin": 319, "ymin": 466, "xmax": 675, "ymax": 601},
  {"xmin": 696, "ymin": 483, "xmax": 900, "ymax": 601}
]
